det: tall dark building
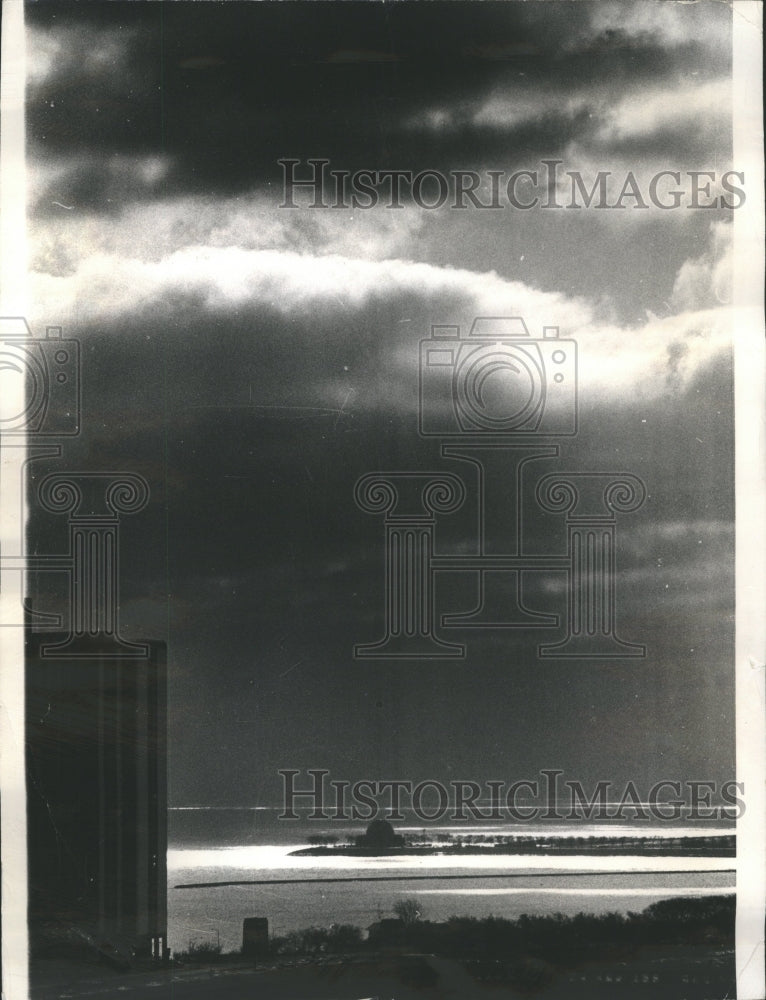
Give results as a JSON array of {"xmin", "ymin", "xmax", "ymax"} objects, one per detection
[{"xmin": 26, "ymin": 635, "xmax": 167, "ymax": 960}]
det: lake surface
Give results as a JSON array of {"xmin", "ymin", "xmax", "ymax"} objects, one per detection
[
  {"xmin": 167, "ymin": 841, "xmax": 734, "ymax": 954},
  {"xmin": 168, "ymin": 805, "xmax": 736, "ymax": 847}
]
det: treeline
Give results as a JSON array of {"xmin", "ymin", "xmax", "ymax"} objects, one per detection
[
  {"xmin": 269, "ymin": 895, "xmax": 734, "ymax": 966},
  {"xmin": 296, "ymin": 834, "xmax": 735, "ymax": 857}
]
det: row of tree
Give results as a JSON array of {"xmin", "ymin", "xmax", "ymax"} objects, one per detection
[
  {"xmin": 268, "ymin": 894, "xmax": 734, "ymax": 963},
  {"xmin": 303, "ymin": 832, "xmax": 736, "ymax": 856}
]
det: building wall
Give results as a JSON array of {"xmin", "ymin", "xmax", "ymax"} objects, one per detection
[{"xmin": 26, "ymin": 636, "xmax": 167, "ymax": 957}]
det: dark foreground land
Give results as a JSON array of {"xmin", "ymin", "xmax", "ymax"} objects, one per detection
[
  {"xmin": 30, "ymin": 896, "xmax": 735, "ymax": 999},
  {"xmin": 30, "ymin": 947, "xmax": 735, "ymax": 1000}
]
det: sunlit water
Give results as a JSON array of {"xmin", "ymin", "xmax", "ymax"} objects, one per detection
[{"xmin": 167, "ymin": 840, "xmax": 734, "ymax": 954}]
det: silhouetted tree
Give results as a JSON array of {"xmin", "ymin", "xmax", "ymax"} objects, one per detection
[{"xmin": 393, "ymin": 897, "xmax": 423, "ymax": 926}]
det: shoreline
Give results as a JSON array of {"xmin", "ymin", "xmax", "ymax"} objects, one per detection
[
  {"xmin": 175, "ymin": 867, "xmax": 735, "ymax": 890},
  {"xmin": 288, "ymin": 833, "xmax": 736, "ymax": 859}
]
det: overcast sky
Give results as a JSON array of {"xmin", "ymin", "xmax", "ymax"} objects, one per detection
[{"xmin": 25, "ymin": 1, "xmax": 741, "ymax": 809}]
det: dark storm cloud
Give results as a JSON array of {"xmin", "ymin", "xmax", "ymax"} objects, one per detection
[
  {"xmin": 25, "ymin": 285, "xmax": 734, "ymax": 803},
  {"xmin": 23, "ymin": 0, "xmax": 737, "ymax": 805},
  {"xmin": 27, "ymin": 1, "xmax": 732, "ymax": 214},
  {"xmin": 28, "ymin": 292, "xmax": 733, "ymax": 592}
]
